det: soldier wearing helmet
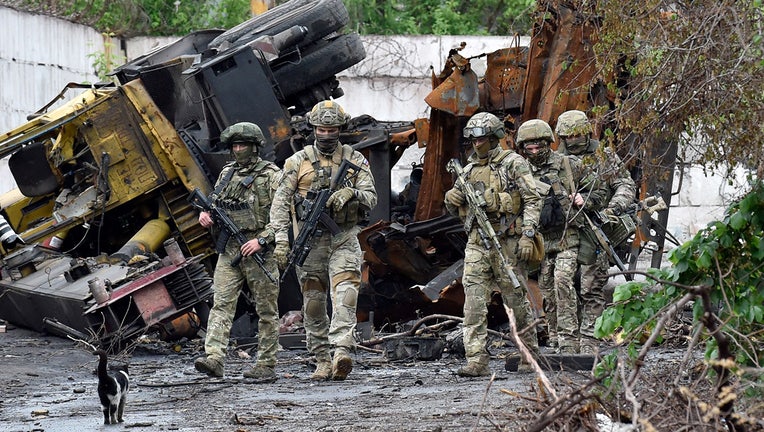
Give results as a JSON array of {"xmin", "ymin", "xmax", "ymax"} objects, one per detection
[
  {"xmin": 516, "ymin": 118, "xmax": 608, "ymax": 354},
  {"xmin": 443, "ymin": 112, "xmax": 542, "ymax": 377},
  {"xmin": 307, "ymin": 99, "xmax": 350, "ymax": 156},
  {"xmin": 555, "ymin": 110, "xmax": 636, "ymax": 354},
  {"xmin": 195, "ymin": 122, "xmax": 283, "ymax": 381},
  {"xmin": 270, "ymin": 100, "xmax": 377, "ymax": 381}
]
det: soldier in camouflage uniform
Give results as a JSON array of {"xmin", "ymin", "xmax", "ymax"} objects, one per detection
[
  {"xmin": 516, "ymin": 119, "xmax": 607, "ymax": 354},
  {"xmin": 444, "ymin": 112, "xmax": 541, "ymax": 377},
  {"xmin": 555, "ymin": 110, "xmax": 636, "ymax": 353},
  {"xmin": 194, "ymin": 122, "xmax": 282, "ymax": 380},
  {"xmin": 270, "ymin": 100, "xmax": 377, "ymax": 381}
]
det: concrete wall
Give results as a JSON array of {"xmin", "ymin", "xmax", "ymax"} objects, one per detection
[{"xmin": 0, "ymin": 6, "xmax": 748, "ymax": 246}]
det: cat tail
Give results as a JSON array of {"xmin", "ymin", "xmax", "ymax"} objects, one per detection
[{"xmin": 94, "ymin": 349, "xmax": 109, "ymax": 381}]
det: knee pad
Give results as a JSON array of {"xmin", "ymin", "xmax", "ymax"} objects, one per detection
[{"xmin": 301, "ymin": 277, "xmax": 326, "ymax": 294}]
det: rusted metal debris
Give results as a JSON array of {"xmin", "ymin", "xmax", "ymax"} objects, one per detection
[{"xmin": 0, "ymin": 0, "xmax": 677, "ymax": 350}]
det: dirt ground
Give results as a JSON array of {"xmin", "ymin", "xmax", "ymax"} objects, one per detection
[{"xmin": 0, "ymin": 323, "xmax": 600, "ymax": 432}]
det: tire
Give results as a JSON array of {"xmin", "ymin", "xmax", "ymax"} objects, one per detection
[
  {"xmin": 208, "ymin": 0, "xmax": 349, "ymax": 51},
  {"xmin": 272, "ymin": 32, "xmax": 366, "ymax": 99}
]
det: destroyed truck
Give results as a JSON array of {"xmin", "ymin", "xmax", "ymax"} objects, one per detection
[
  {"xmin": 0, "ymin": 0, "xmax": 378, "ymax": 349},
  {"xmin": 0, "ymin": 0, "xmax": 677, "ymax": 350}
]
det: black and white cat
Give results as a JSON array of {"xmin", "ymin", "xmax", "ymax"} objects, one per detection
[{"xmin": 94, "ymin": 349, "xmax": 130, "ymax": 425}]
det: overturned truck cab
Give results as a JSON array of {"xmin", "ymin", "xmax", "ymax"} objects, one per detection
[{"xmin": 0, "ymin": 0, "xmax": 368, "ymax": 350}]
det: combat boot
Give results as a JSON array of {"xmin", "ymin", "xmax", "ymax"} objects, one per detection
[
  {"xmin": 332, "ymin": 349, "xmax": 353, "ymax": 381},
  {"xmin": 311, "ymin": 360, "xmax": 333, "ymax": 381},
  {"xmin": 243, "ymin": 365, "xmax": 277, "ymax": 381},
  {"xmin": 457, "ymin": 354, "xmax": 490, "ymax": 377},
  {"xmin": 194, "ymin": 356, "xmax": 224, "ymax": 378}
]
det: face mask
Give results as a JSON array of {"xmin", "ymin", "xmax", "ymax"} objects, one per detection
[
  {"xmin": 232, "ymin": 144, "xmax": 255, "ymax": 165},
  {"xmin": 563, "ymin": 136, "xmax": 589, "ymax": 155},
  {"xmin": 524, "ymin": 143, "xmax": 550, "ymax": 166},
  {"xmin": 472, "ymin": 137, "xmax": 494, "ymax": 159},
  {"xmin": 315, "ymin": 129, "xmax": 340, "ymax": 154}
]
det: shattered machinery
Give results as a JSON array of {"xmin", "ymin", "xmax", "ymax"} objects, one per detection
[{"xmin": 0, "ymin": 0, "xmax": 676, "ymax": 348}]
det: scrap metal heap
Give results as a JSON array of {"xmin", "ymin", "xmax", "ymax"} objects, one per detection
[
  {"xmin": 0, "ymin": 0, "xmax": 375, "ymax": 350},
  {"xmin": 0, "ymin": 0, "xmax": 676, "ymax": 348},
  {"xmin": 356, "ymin": 0, "xmax": 676, "ymax": 329}
]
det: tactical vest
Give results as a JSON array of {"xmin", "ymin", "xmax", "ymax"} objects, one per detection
[
  {"xmin": 213, "ymin": 159, "xmax": 277, "ymax": 233},
  {"xmin": 462, "ymin": 150, "xmax": 522, "ymax": 234},
  {"xmin": 536, "ymin": 156, "xmax": 580, "ymax": 235},
  {"xmin": 295, "ymin": 145, "xmax": 363, "ymax": 225}
]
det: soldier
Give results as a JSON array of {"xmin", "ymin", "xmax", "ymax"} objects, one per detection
[
  {"xmin": 555, "ymin": 110, "xmax": 636, "ymax": 353},
  {"xmin": 516, "ymin": 119, "xmax": 607, "ymax": 354},
  {"xmin": 443, "ymin": 112, "xmax": 542, "ymax": 377},
  {"xmin": 270, "ymin": 100, "xmax": 377, "ymax": 381},
  {"xmin": 194, "ymin": 122, "xmax": 282, "ymax": 380}
]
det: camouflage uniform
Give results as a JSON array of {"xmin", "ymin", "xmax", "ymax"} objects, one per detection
[
  {"xmin": 528, "ymin": 150, "xmax": 607, "ymax": 353},
  {"xmin": 445, "ymin": 146, "xmax": 541, "ymax": 369},
  {"xmin": 203, "ymin": 157, "xmax": 281, "ymax": 371},
  {"xmin": 270, "ymin": 143, "xmax": 377, "ymax": 372},
  {"xmin": 558, "ymin": 138, "xmax": 636, "ymax": 352}
]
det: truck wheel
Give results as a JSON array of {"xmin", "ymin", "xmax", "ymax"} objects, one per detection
[
  {"xmin": 208, "ymin": 0, "xmax": 349, "ymax": 51},
  {"xmin": 272, "ymin": 32, "xmax": 366, "ymax": 99}
]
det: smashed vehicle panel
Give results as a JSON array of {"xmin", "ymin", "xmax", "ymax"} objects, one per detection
[
  {"xmin": 0, "ymin": 0, "xmax": 678, "ymax": 349},
  {"xmin": 0, "ymin": 0, "xmax": 367, "ymax": 350}
]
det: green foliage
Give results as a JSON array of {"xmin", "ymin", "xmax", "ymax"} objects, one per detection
[
  {"xmin": 596, "ymin": 182, "xmax": 764, "ymax": 367},
  {"xmin": 86, "ymin": 34, "xmax": 125, "ymax": 82},
  {"xmin": 10, "ymin": 0, "xmax": 535, "ymax": 36},
  {"xmin": 595, "ymin": 0, "xmax": 764, "ymax": 175},
  {"xmin": 9, "ymin": 0, "xmax": 252, "ymax": 36},
  {"xmin": 344, "ymin": 0, "xmax": 535, "ymax": 35}
]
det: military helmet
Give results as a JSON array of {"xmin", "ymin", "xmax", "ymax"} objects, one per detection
[
  {"xmin": 308, "ymin": 100, "xmax": 350, "ymax": 127},
  {"xmin": 516, "ymin": 119, "xmax": 554, "ymax": 145},
  {"xmin": 555, "ymin": 110, "xmax": 592, "ymax": 137},
  {"xmin": 463, "ymin": 112, "xmax": 506, "ymax": 139},
  {"xmin": 220, "ymin": 122, "xmax": 265, "ymax": 147}
]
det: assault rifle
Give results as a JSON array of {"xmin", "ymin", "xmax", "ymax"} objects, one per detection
[
  {"xmin": 188, "ymin": 188, "xmax": 276, "ymax": 283},
  {"xmin": 446, "ymin": 158, "xmax": 521, "ymax": 289},
  {"xmin": 582, "ymin": 210, "xmax": 628, "ymax": 273},
  {"xmin": 280, "ymin": 159, "xmax": 361, "ymax": 283},
  {"xmin": 581, "ymin": 194, "xmax": 668, "ymax": 280}
]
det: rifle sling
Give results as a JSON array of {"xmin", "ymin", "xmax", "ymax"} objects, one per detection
[{"xmin": 212, "ymin": 166, "xmax": 236, "ymax": 198}]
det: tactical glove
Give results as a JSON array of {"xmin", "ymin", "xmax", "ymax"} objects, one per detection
[
  {"xmin": 517, "ymin": 235, "xmax": 534, "ymax": 262},
  {"xmin": 602, "ymin": 207, "xmax": 620, "ymax": 223},
  {"xmin": 274, "ymin": 241, "xmax": 290, "ymax": 270},
  {"xmin": 444, "ymin": 188, "xmax": 465, "ymax": 207},
  {"xmin": 326, "ymin": 187, "xmax": 355, "ymax": 212}
]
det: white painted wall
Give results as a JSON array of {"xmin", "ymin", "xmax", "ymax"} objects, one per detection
[{"xmin": 0, "ymin": 6, "xmax": 749, "ymax": 246}]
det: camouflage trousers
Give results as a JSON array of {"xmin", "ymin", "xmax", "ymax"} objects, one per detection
[
  {"xmin": 204, "ymin": 242, "xmax": 280, "ymax": 367},
  {"xmin": 298, "ymin": 225, "xmax": 362, "ymax": 361},
  {"xmin": 462, "ymin": 232, "xmax": 539, "ymax": 364},
  {"xmin": 578, "ymin": 252, "xmax": 608, "ymax": 348},
  {"xmin": 539, "ymin": 247, "xmax": 580, "ymax": 352}
]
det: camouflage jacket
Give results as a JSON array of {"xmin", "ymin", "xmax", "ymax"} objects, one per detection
[
  {"xmin": 558, "ymin": 139, "xmax": 636, "ymax": 214},
  {"xmin": 211, "ymin": 156, "xmax": 281, "ymax": 244},
  {"xmin": 270, "ymin": 144, "xmax": 377, "ymax": 244},
  {"xmin": 445, "ymin": 146, "xmax": 541, "ymax": 236},
  {"xmin": 529, "ymin": 151, "xmax": 608, "ymax": 251}
]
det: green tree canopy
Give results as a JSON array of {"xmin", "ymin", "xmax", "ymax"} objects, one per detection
[{"xmin": 0, "ymin": 0, "xmax": 535, "ymax": 37}]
